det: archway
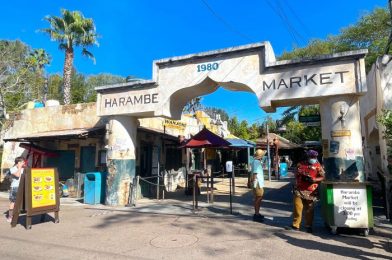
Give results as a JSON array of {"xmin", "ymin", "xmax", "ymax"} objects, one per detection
[{"xmin": 96, "ymin": 42, "xmax": 367, "ymax": 205}]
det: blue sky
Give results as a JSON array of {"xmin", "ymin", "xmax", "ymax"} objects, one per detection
[{"xmin": 0, "ymin": 0, "xmax": 386, "ymax": 124}]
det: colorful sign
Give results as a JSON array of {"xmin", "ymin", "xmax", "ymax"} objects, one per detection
[
  {"xmin": 331, "ymin": 130, "xmax": 351, "ymax": 137},
  {"xmin": 31, "ymin": 168, "xmax": 56, "ymax": 208},
  {"xmin": 163, "ymin": 119, "xmax": 186, "ymax": 129}
]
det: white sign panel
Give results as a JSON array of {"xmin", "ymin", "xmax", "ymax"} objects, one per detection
[
  {"xmin": 333, "ymin": 184, "xmax": 368, "ymax": 228},
  {"xmin": 225, "ymin": 161, "xmax": 233, "ymax": 173}
]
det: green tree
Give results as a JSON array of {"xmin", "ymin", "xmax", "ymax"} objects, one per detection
[
  {"xmin": 203, "ymin": 107, "xmax": 229, "ymax": 122},
  {"xmin": 183, "ymin": 97, "xmax": 203, "ymax": 114},
  {"xmin": 41, "ymin": 9, "xmax": 98, "ymax": 104},
  {"xmin": 0, "ymin": 40, "xmax": 37, "ymax": 119},
  {"xmin": 280, "ymin": 7, "xmax": 390, "ymax": 72},
  {"xmin": 27, "ymin": 48, "xmax": 51, "ymax": 100},
  {"xmin": 47, "ymin": 74, "xmax": 63, "ymax": 101},
  {"xmin": 85, "ymin": 73, "xmax": 126, "ymax": 102}
]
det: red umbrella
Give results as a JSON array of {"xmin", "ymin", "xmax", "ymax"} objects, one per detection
[{"xmin": 180, "ymin": 127, "xmax": 231, "ymax": 148}]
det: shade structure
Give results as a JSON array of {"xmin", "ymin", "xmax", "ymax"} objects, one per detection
[
  {"xmin": 226, "ymin": 138, "xmax": 255, "ymax": 149},
  {"xmin": 180, "ymin": 128, "xmax": 231, "ymax": 148}
]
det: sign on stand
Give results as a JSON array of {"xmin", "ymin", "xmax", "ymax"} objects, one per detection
[
  {"xmin": 11, "ymin": 168, "xmax": 60, "ymax": 229},
  {"xmin": 332, "ymin": 184, "xmax": 368, "ymax": 228}
]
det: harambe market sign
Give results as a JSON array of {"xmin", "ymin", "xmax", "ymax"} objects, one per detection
[{"xmin": 96, "ymin": 42, "xmax": 367, "ymax": 118}]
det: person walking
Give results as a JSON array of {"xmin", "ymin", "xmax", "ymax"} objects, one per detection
[
  {"xmin": 286, "ymin": 150, "xmax": 325, "ymax": 233},
  {"xmin": 6, "ymin": 156, "xmax": 25, "ymax": 223},
  {"xmin": 252, "ymin": 149, "xmax": 267, "ymax": 222}
]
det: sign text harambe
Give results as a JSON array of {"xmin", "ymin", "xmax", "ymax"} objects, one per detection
[{"xmin": 104, "ymin": 93, "xmax": 159, "ymax": 108}]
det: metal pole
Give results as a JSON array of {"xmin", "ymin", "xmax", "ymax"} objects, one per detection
[
  {"xmin": 267, "ymin": 124, "xmax": 271, "ymax": 181},
  {"xmin": 193, "ymin": 174, "xmax": 196, "ymax": 210},
  {"xmin": 232, "ymin": 167, "xmax": 235, "ymax": 194},
  {"xmin": 157, "ymin": 161, "xmax": 160, "ymax": 200},
  {"xmin": 229, "ymin": 176, "xmax": 233, "ymax": 214},
  {"xmin": 135, "ymin": 175, "xmax": 140, "ymax": 207},
  {"xmin": 211, "ymin": 175, "xmax": 214, "ymax": 203}
]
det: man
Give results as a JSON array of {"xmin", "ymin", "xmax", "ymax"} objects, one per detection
[
  {"xmin": 7, "ymin": 156, "xmax": 25, "ymax": 223},
  {"xmin": 252, "ymin": 149, "xmax": 267, "ymax": 222},
  {"xmin": 286, "ymin": 150, "xmax": 325, "ymax": 233}
]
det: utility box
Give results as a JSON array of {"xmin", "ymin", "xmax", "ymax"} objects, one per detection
[
  {"xmin": 321, "ymin": 182, "xmax": 374, "ymax": 236},
  {"xmin": 84, "ymin": 172, "xmax": 106, "ymax": 204}
]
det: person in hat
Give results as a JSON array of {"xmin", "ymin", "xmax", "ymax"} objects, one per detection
[
  {"xmin": 286, "ymin": 150, "xmax": 325, "ymax": 233},
  {"xmin": 251, "ymin": 149, "xmax": 267, "ymax": 222}
]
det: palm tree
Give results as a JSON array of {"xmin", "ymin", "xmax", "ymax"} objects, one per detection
[
  {"xmin": 28, "ymin": 48, "xmax": 51, "ymax": 101},
  {"xmin": 41, "ymin": 9, "xmax": 98, "ymax": 104}
]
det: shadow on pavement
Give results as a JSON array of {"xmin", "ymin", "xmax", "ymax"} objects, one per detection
[{"xmin": 275, "ymin": 232, "xmax": 391, "ymax": 259}]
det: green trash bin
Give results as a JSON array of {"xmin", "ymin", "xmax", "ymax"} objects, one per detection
[{"xmin": 321, "ymin": 181, "xmax": 374, "ymax": 236}]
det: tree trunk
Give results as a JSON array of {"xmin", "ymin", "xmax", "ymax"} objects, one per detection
[{"xmin": 63, "ymin": 48, "xmax": 74, "ymax": 105}]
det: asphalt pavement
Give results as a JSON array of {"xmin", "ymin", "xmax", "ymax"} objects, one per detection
[{"xmin": 0, "ymin": 176, "xmax": 391, "ymax": 259}]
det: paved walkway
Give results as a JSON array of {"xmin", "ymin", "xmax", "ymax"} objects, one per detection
[{"xmin": 0, "ymin": 177, "xmax": 390, "ymax": 259}]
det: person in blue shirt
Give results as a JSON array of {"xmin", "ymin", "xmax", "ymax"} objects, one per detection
[{"xmin": 251, "ymin": 149, "xmax": 267, "ymax": 222}]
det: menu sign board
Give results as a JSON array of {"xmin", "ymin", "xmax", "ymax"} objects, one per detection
[
  {"xmin": 31, "ymin": 169, "xmax": 56, "ymax": 208},
  {"xmin": 11, "ymin": 168, "xmax": 60, "ymax": 229}
]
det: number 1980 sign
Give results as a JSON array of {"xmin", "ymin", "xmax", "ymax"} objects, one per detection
[{"xmin": 197, "ymin": 62, "xmax": 219, "ymax": 72}]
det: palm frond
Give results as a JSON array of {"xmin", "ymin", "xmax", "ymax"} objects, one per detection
[{"xmin": 81, "ymin": 48, "xmax": 95, "ymax": 64}]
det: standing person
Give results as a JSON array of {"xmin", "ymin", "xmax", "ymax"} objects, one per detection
[
  {"xmin": 6, "ymin": 157, "xmax": 25, "ymax": 223},
  {"xmin": 252, "ymin": 149, "xmax": 267, "ymax": 222},
  {"xmin": 286, "ymin": 150, "xmax": 325, "ymax": 233}
]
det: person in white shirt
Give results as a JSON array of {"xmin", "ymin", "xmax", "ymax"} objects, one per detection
[{"xmin": 7, "ymin": 156, "xmax": 25, "ymax": 223}]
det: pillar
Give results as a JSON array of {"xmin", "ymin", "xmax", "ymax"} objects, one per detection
[
  {"xmin": 105, "ymin": 116, "xmax": 138, "ymax": 206},
  {"xmin": 320, "ymin": 95, "xmax": 364, "ymax": 182}
]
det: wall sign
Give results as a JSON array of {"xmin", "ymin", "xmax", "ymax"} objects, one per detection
[
  {"xmin": 197, "ymin": 62, "xmax": 219, "ymax": 72},
  {"xmin": 331, "ymin": 130, "xmax": 351, "ymax": 137},
  {"xmin": 330, "ymin": 141, "xmax": 340, "ymax": 154},
  {"xmin": 164, "ymin": 119, "xmax": 186, "ymax": 129}
]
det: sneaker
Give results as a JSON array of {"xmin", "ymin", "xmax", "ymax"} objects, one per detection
[
  {"xmin": 253, "ymin": 214, "xmax": 265, "ymax": 222},
  {"xmin": 284, "ymin": 225, "xmax": 299, "ymax": 231}
]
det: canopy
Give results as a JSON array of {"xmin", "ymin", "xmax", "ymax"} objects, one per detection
[
  {"xmin": 226, "ymin": 138, "xmax": 255, "ymax": 148},
  {"xmin": 180, "ymin": 128, "xmax": 231, "ymax": 148}
]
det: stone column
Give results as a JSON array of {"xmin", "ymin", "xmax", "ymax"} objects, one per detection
[
  {"xmin": 320, "ymin": 95, "xmax": 364, "ymax": 182},
  {"xmin": 105, "ymin": 116, "xmax": 138, "ymax": 206}
]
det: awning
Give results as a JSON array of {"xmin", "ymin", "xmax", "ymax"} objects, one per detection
[
  {"xmin": 226, "ymin": 138, "xmax": 255, "ymax": 148},
  {"xmin": 3, "ymin": 126, "xmax": 105, "ymax": 142}
]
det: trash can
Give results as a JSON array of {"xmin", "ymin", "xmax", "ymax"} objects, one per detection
[
  {"xmin": 279, "ymin": 162, "xmax": 288, "ymax": 178},
  {"xmin": 84, "ymin": 172, "xmax": 106, "ymax": 204}
]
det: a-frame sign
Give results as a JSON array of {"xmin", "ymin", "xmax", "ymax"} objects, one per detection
[{"xmin": 11, "ymin": 168, "xmax": 60, "ymax": 229}]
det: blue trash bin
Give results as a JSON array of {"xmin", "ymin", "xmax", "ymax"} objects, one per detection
[
  {"xmin": 84, "ymin": 172, "xmax": 106, "ymax": 204},
  {"xmin": 279, "ymin": 163, "xmax": 288, "ymax": 178}
]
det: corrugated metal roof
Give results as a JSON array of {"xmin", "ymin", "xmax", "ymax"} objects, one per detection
[{"xmin": 3, "ymin": 127, "xmax": 105, "ymax": 142}]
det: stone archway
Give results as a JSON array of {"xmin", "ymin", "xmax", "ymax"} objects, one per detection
[{"xmin": 96, "ymin": 42, "xmax": 368, "ymax": 205}]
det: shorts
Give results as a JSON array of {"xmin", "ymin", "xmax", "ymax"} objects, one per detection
[
  {"xmin": 9, "ymin": 187, "xmax": 18, "ymax": 203},
  {"xmin": 253, "ymin": 186, "xmax": 264, "ymax": 197}
]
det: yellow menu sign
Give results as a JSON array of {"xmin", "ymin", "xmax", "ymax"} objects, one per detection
[{"xmin": 31, "ymin": 169, "xmax": 56, "ymax": 208}]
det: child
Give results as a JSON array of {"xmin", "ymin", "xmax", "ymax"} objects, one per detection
[{"xmin": 7, "ymin": 157, "xmax": 25, "ymax": 223}]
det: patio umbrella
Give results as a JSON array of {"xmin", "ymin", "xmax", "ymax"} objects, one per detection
[{"xmin": 180, "ymin": 127, "xmax": 231, "ymax": 148}]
